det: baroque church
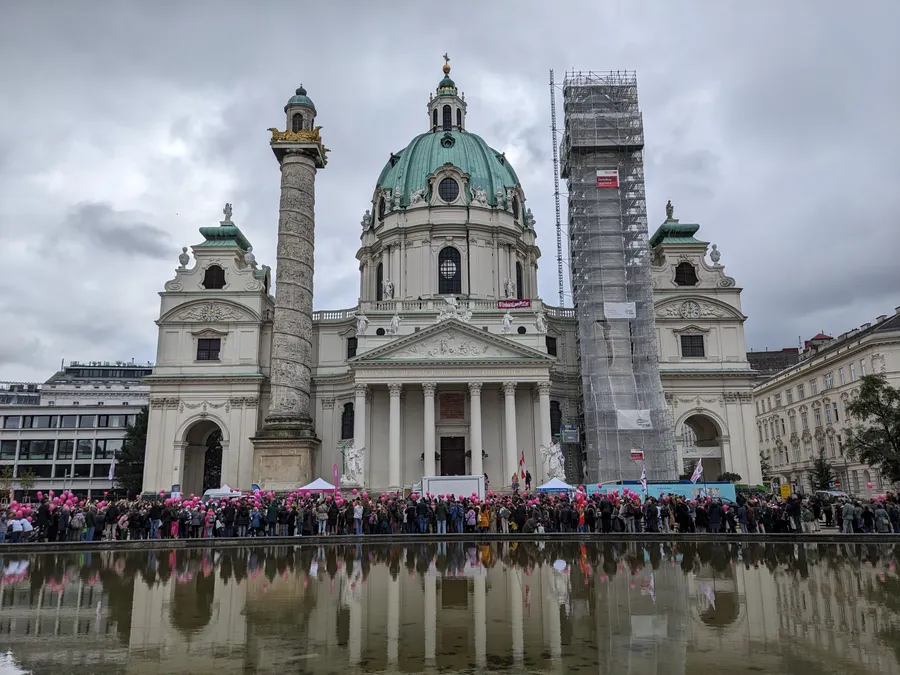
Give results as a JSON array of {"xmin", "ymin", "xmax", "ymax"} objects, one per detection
[{"xmin": 142, "ymin": 63, "xmax": 762, "ymax": 496}]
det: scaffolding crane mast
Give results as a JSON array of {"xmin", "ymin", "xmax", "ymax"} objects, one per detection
[{"xmin": 561, "ymin": 70, "xmax": 677, "ymax": 483}]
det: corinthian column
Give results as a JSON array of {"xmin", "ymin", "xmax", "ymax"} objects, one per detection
[
  {"xmin": 252, "ymin": 98, "xmax": 328, "ymax": 491},
  {"xmin": 503, "ymin": 382, "xmax": 518, "ymax": 485}
]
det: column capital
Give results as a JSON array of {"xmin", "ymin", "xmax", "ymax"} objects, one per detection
[
  {"xmin": 536, "ymin": 381, "xmax": 552, "ymax": 395},
  {"xmin": 502, "ymin": 381, "xmax": 517, "ymax": 396},
  {"xmin": 388, "ymin": 382, "xmax": 403, "ymax": 397},
  {"xmin": 354, "ymin": 383, "xmax": 368, "ymax": 397},
  {"xmin": 422, "ymin": 382, "xmax": 438, "ymax": 396},
  {"xmin": 468, "ymin": 382, "xmax": 483, "ymax": 396}
]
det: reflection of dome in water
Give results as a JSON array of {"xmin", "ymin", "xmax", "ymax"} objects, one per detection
[{"xmin": 699, "ymin": 590, "xmax": 741, "ymax": 627}]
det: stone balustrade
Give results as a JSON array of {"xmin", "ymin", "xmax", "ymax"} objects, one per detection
[{"xmin": 311, "ymin": 298, "xmax": 575, "ymax": 321}]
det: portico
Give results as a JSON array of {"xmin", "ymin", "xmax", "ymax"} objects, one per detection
[{"xmin": 346, "ymin": 319, "xmax": 555, "ymax": 490}]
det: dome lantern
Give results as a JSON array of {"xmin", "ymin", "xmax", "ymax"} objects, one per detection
[
  {"xmin": 284, "ymin": 84, "xmax": 316, "ymax": 133},
  {"xmin": 427, "ymin": 54, "xmax": 467, "ymax": 132}
]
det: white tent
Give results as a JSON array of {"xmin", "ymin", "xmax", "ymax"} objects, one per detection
[
  {"xmin": 297, "ymin": 478, "xmax": 337, "ymax": 493},
  {"xmin": 536, "ymin": 477, "xmax": 573, "ymax": 493}
]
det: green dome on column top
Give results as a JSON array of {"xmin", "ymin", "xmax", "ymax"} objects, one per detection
[
  {"xmin": 375, "ymin": 130, "xmax": 520, "ymax": 208},
  {"xmin": 285, "ymin": 85, "xmax": 316, "ymax": 112}
]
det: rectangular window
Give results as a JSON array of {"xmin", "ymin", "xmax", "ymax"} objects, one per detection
[
  {"xmin": 824, "ymin": 372, "xmax": 834, "ymax": 389},
  {"xmin": 764, "ymin": 422, "xmax": 769, "ymax": 441},
  {"xmin": 78, "ymin": 415, "xmax": 95, "ymax": 429},
  {"xmin": 76, "ymin": 439, "xmax": 93, "ymax": 459},
  {"xmin": 774, "ymin": 394, "xmax": 782, "ymax": 408},
  {"xmin": 197, "ymin": 338, "xmax": 221, "ymax": 361},
  {"xmin": 545, "ymin": 336, "xmax": 558, "ymax": 357},
  {"xmin": 680, "ymin": 335, "xmax": 704, "ymax": 358},
  {"xmin": 838, "ymin": 367, "xmax": 845, "ymax": 385},
  {"xmin": 126, "ymin": 415, "xmax": 136, "ymax": 427},
  {"xmin": 781, "ymin": 418, "xmax": 786, "ymax": 435},
  {"xmin": 797, "ymin": 384, "xmax": 805, "ymax": 399},
  {"xmin": 0, "ymin": 440, "xmax": 16, "ymax": 460},
  {"xmin": 19, "ymin": 440, "xmax": 52, "ymax": 460},
  {"xmin": 850, "ymin": 363, "xmax": 857, "ymax": 381},
  {"xmin": 756, "ymin": 402, "xmax": 760, "ymax": 415},
  {"xmin": 793, "ymin": 446, "xmax": 800, "ymax": 462},
  {"xmin": 3, "ymin": 416, "xmax": 20, "ymax": 429},
  {"xmin": 346, "ymin": 336, "xmax": 358, "ymax": 359},
  {"xmin": 801, "ymin": 411, "xmax": 809, "ymax": 430},
  {"xmin": 92, "ymin": 464, "xmax": 111, "ymax": 478},
  {"xmin": 22, "ymin": 415, "xmax": 57, "ymax": 429},
  {"xmin": 861, "ymin": 359, "xmax": 867, "ymax": 376},
  {"xmin": 105, "ymin": 439, "xmax": 123, "ymax": 457},
  {"xmin": 828, "ymin": 436, "xmax": 837, "ymax": 458},
  {"xmin": 54, "ymin": 464, "xmax": 72, "ymax": 478},
  {"xmin": 767, "ymin": 397, "xmax": 772, "ymax": 411},
  {"xmin": 72, "ymin": 464, "xmax": 92, "ymax": 478},
  {"xmin": 825, "ymin": 406, "xmax": 832, "ymax": 424},
  {"xmin": 758, "ymin": 425, "xmax": 763, "ymax": 442},
  {"xmin": 786, "ymin": 389, "xmax": 793, "ymax": 404},
  {"xmin": 814, "ymin": 408, "xmax": 822, "ymax": 427},
  {"xmin": 95, "ymin": 440, "xmax": 119, "ymax": 459},
  {"xmin": 107, "ymin": 415, "xmax": 127, "ymax": 428},
  {"xmin": 789, "ymin": 416, "xmax": 797, "ymax": 434},
  {"xmin": 60, "ymin": 415, "xmax": 77, "ymax": 428},
  {"xmin": 832, "ymin": 402, "xmax": 839, "ymax": 422},
  {"xmin": 57, "ymin": 439, "xmax": 74, "ymax": 460},
  {"xmin": 810, "ymin": 379, "xmax": 818, "ymax": 395},
  {"xmin": 97, "ymin": 415, "xmax": 109, "ymax": 428}
]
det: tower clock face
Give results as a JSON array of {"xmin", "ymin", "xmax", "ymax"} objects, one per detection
[{"xmin": 680, "ymin": 301, "xmax": 701, "ymax": 319}]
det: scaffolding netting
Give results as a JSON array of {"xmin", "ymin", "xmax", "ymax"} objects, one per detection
[{"xmin": 562, "ymin": 70, "xmax": 677, "ymax": 483}]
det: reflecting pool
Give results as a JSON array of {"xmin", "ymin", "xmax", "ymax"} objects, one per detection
[{"xmin": 1, "ymin": 541, "xmax": 899, "ymax": 674}]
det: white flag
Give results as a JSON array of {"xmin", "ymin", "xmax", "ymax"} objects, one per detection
[
  {"xmin": 690, "ymin": 458, "xmax": 703, "ymax": 484},
  {"xmin": 108, "ymin": 461, "xmax": 116, "ymax": 481}
]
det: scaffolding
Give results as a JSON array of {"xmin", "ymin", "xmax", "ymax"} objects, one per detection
[{"xmin": 562, "ymin": 70, "xmax": 676, "ymax": 483}]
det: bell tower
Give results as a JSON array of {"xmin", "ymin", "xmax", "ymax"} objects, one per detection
[
  {"xmin": 252, "ymin": 85, "xmax": 329, "ymax": 490},
  {"xmin": 426, "ymin": 54, "xmax": 467, "ymax": 132}
]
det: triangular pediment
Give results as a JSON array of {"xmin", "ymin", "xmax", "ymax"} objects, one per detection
[{"xmin": 352, "ymin": 319, "xmax": 553, "ymax": 364}]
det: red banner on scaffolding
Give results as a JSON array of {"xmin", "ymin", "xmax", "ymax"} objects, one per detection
[
  {"xmin": 498, "ymin": 299, "xmax": 531, "ymax": 309},
  {"xmin": 596, "ymin": 169, "xmax": 619, "ymax": 188}
]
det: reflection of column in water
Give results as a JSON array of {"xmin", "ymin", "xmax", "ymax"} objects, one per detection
[
  {"xmin": 473, "ymin": 574, "xmax": 487, "ymax": 668},
  {"xmin": 348, "ymin": 585, "xmax": 361, "ymax": 665},
  {"xmin": 424, "ymin": 573, "xmax": 436, "ymax": 664},
  {"xmin": 387, "ymin": 575, "xmax": 400, "ymax": 664},
  {"xmin": 543, "ymin": 565, "xmax": 562, "ymax": 663},
  {"xmin": 508, "ymin": 570, "xmax": 524, "ymax": 664}
]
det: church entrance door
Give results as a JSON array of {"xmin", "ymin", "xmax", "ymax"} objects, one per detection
[{"xmin": 440, "ymin": 437, "xmax": 466, "ymax": 476}]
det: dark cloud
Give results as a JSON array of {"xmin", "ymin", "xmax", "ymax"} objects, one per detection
[{"xmin": 0, "ymin": 1, "xmax": 897, "ymax": 380}]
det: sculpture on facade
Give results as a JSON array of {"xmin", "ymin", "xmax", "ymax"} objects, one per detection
[
  {"xmin": 534, "ymin": 310, "xmax": 547, "ymax": 335},
  {"xmin": 340, "ymin": 444, "xmax": 365, "ymax": 486},
  {"xmin": 223, "ymin": 202, "xmax": 233, "ymax": 223},
  {"xmin": 435, "ymin": 295, "xmax": 472, "ymax": 323},
  {"xmin": 501, "ymin": 311, "xmax": 514, "ymax": 334},
  {"xmin": 243, "ymin": 245, "xmax": 257, "ymax": 268},
  {"xmin": 494, "ymin": 188, "xmax": 505, "ymax": 209},
  {"xmin": 503, "ymin": 277, "xmax": 517, "ymax": 299},
  {"xmin": 354, "ymin": 312, "xmax": 369, "ymax": 336},
  {"xmin": 409, "ymin": 187, "xmax": 427, "ymax": 205},
  {"xmin": 524, "ymin": 208, "xmax": 535, "ymax": 230},
  {"xmin": 541, "ymin": 441, "xmax": 566, "ymax": 481},
  {"xmin": 710, "ymin": 244, "xmax": 721, "ymax": 265},
  {"xmin": 392, "ymin": 185, "xmax": 402, "ymax": 210},
  {"xmin": 382, "ymin": 278, "xmax": 394, "ymax": 299},
  {"xmin": 469, "ymin": 185, "xmax": 488, "ymax": 206},
  {"xmin": 361, "ymin": 209, "xmax": 373, "ymax": 230},
  {"xmin": 665, "ymin": 200, "xmax": 674, "ymax": 220},
  {"xmin": 178, "ymin": 247, "xmax": 190, "ymax": 268},
  {"xmin": 388, "ymin": 313, "xmax": 402, "ymax": 335}
]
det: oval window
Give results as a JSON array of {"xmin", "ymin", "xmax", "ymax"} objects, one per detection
[{"xmin": 438, "ymin": 178, "xmax": 459, "ymax": 202}]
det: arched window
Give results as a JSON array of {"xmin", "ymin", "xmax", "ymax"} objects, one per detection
[
  {"xmin": 438, "ymin": 247, "xmax": 462, "ymax": 295},
  {"xmin": 432, "ymin": 109, "xmax": 438, "ymax": 130},
  {"xmin": 550, "ymin": 401, "xmax": 562, "ymax": 437},
  {"xmin": 202, "ymin": 265, "xmax": 226, "ymax": 289},
  {"xmin": 674, "ymin": 262, "xmax": 698, "ymax": 286},
  {"xmin": 376, "ymin": 263, "xmax": 383, "ymax": 301},
  {"xmin": 442, "ymin": 105, "xmax": 451, "ymax": 131},
  {"xmin": 512, "ymin": 196, "xmax": 520, "ymax": 219},
  {"xmin": 378, "ymin": 197, "xmax": 386, "ymax": 220},
  {"xmin": 456, "ymin": 108, "xmax": 462, "ymax": 129},
  {"xmin": 515, "ymin": 262, "xmax": 524, "ymax": 300},
  {"xmin": 340, "ymin": 403, "xmax": 354, "ymax": 440},
  {"xmin": 291, "ymin": 113, "xmax": 303, "ymax": 132}
]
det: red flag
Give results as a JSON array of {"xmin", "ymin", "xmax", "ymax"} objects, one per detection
[{"xmin": 519, "ymin": 451, "xmax": 526, "ymax": 479}]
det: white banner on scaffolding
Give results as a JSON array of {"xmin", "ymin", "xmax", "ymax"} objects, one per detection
[
  {"xmin": 604, "ymin": 302, "xmax": 636, "ymax": 319},
  {"xmin": 596, "ymin": 169, "xmax": 620, "ymax": 188},
  {"xmin": 616, "ymin": 409, "xmax": 653, "ymax": 430}
]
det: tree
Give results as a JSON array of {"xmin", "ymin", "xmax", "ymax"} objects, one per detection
[
  {"xmin": 17, "ymin": 468, "xmax": 37, "ymax": 497},
  {"xmin": 845, "ymin": 374, "xmax": 900, "ymax": 483},
  {"xmin": 203, "ymin": 430, "xmax": 223, "ymax": 491},
  {"xmin": 717, "ymin": 472, "xmax": 742, "ymax": 483},
  {"xmin": 759, "ymin": 452, "xmax": 773, "ymax": 482},
  {"xmin": 811, "ymin": 449, "xmax": 836, "ymax": 490},
  {"xmin": 117, "ymin": 406, "xmax": 149, "ymax": 499},
  {"xmin": 0, "ymin": 465, "xmax": 13, "ymax": 500}
]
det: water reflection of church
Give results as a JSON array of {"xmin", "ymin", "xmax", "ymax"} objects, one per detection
[{"xmin": 2, "ymin": 543, "xmax": 900, "ymax": 673}]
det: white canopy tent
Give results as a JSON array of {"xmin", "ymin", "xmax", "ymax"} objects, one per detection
[
  {"xmin": 536, "ymin": 477, "xmax": 573, "ymax": 493},
  {"xmin": 297, "ymin": 478, "xmax": 337, "ymax": 493}
]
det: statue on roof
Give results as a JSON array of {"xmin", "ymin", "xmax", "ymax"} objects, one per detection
[
  {"xmin": 244, "ymin": 245, "xmax": 257, "ymax": 268},
  {"xmin": 223, "ymin": 202, "xmax": 233, "ymax": 224},
  {"xmin": 665, "ymin": 200, "xmax": 674, "ymax": 221},
  {"xmin": 361, "ymin": 209, "xmax": 372, "ymax": 230},
  {"xmin": 178, "ymin": 247, "xmax": 190, "ymax": 269}
]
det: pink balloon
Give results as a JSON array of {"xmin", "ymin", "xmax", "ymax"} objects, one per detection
[
  {"xmin": 326, "ymin": 496, "xmax": 332, "ymax": 502},
  {"xmin": 15, "ymin": 511, "xmax": 22, "ymax": 518},
  {"xmin": 362, "ymin": 491, "xmax": 368, "ymax": 499},
  {"xmin": 867, "ymin": 482, "xmax": 874, "ymax": 488},
  {"xmin": 36, "ymin": 491, "xmax": 43, "ymax": 500},
  {"xmin": 49, "ymin": 504, "xmax": 56, "ymax": 512},
  {"xmin": 26, "ymin": 516, "xmax": 32, "ymax": 523},
  {"xmin": 352, "ymin": 488, "xmax": 358, "ymax": 496},
  {"xmin": 48, "ymin": 490, "xmax": 55, "ymax": 497}
]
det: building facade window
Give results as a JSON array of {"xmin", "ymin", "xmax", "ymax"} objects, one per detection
[
  {"xmin": 781, "ymin": 418, "xmax": 786, "ymax": 436},
  {"xmin": 801, "ymin": 411, "xmax": 809, "ymax": 430},
  {"xmin": 438, "ymin": 177, "xmax": 459, "ymax": 202},
  {"xmin": 291, "ymin": 113, "xmax": 303, "ymax": 132},
  {"xmin": 828, "ymin": 436, "xmax": 837, "ymax": 458},
  {"xmin": 456, "ymin": 108, "xmax": 462, "ymax": 129},
  {"xmin": 545, "ymin": 336, "xmax": 558, "ymax": 357},
  {"xmin": 832, "ymin": 401, "xmax": 839, "ymax": 422},
  {"xmin": 515, "ymin": 262, "xmax": 523, "ymax": 300},
  {"xmin": 824, "ymin": 372, "xmax": 834, "ymax": 389},
  {"xmin": 0, "ymin": 440, "xmax": 16, "ymax": 460},
  {"xmin": 347, "ymin": 336, "xmax": 358, "ymax": 359},
  {"xmin": 3, "ymin": 416, "xmax": 19, "ymax": 429},
  {"xmin": 763, "ymin": 422, "xmax": 769, "ymax": 441},
  {"xmin": 437, "ymin": 247, "xmax": 462, "ymax": 295},
  {"xmin": 789, "ymin": 415, "xmax": 797, "ymax": 434},
  {"xmin": 810, "ymin": 378, "xmax": 818, "ymax": 395},
  {"xmin": 797, "ymin": 384, "xmax": 805, "ymax": 399},
  {"xmin": 340, "ymin": 403, "xmax": 354, "ymax": 441},
  {"xmin": 76, "ymin": 439, "xmax": 93, "ymax": 459},
  {"xmin": 56, "ymin": 440, "xmax": 74, "ymax": 460},
  {"xmin": 442, "ymin": 105, "xmax": 452, "ymax": 131},
  {"xmin": 838, "ymin": 367, "xmax": 845, "ymax": 385},
  {"xmin": 673, "ymin": 262, "xmax": 698, "ymax": 286},
  {"xmin": 825, "ymin": 406, "xmax": 832, "ymax": 424},
  {"xmin": 550, "ymin": 401, "xmax": 562, "ymax": 437},
  {"xmin": 202, "ymin": 265, "xmax": 226, "ymax": 290},
  {"xmin": 814, "ymin": 408, "xmax": 822, "ymax": 427},
  {"xmin": 774, "ymin": 394, "xmax": 782, "ymax": 408},
  {"xmin": 378, "ymin": 197, "xmax": 386, "ymax": 220},
  {"xmin": 786, "ymin": 389, "xmax": 793, "ymax": 404},
  {"xmin": 860, "ymin": 359, "xmax": 867, "ymax": 376},
  {"xmin": 758, "ymin": 424, "xmax": 763, "ymax": 442},
  {"xmin": 850, "ymin": 363, "xmax": 857, "ymax": 381},
  {"xmin": 375, "ymin": 263, "xmax": 383, "ymax": 301},
  {"xmin": 680, "ymin": 334, "xmax": 704, "ymax": 358},
  {"xmin": 197, "ymin": 338, "xmax": 221, "ymax": 361}
]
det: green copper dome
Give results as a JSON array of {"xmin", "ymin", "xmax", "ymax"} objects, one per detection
[
  {"xmin": 376, "ymin": 130, "xmax": 520, "ymax": 208},
  {"xmin": 285, "ymin": 85, "xmax": 316, "ymax": 112}
]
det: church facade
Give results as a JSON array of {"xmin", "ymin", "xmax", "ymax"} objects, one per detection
[{"xmin": 142, "ymin": 65, "xmax": 761, "ymax": 496}]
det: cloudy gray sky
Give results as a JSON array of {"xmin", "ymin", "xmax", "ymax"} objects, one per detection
[{"xmin": 1, "ymin": 1, "xmax": 898, "ymax": 382}]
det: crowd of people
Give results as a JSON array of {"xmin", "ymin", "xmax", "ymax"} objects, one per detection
[{"xmin": 2, "ymin": 485, "xmax": 898, "ymax": 543}]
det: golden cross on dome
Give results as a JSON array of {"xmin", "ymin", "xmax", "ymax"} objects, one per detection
[{"xmin": 443, "ymin": 53, "xmax": 450, "ymax": 66}]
